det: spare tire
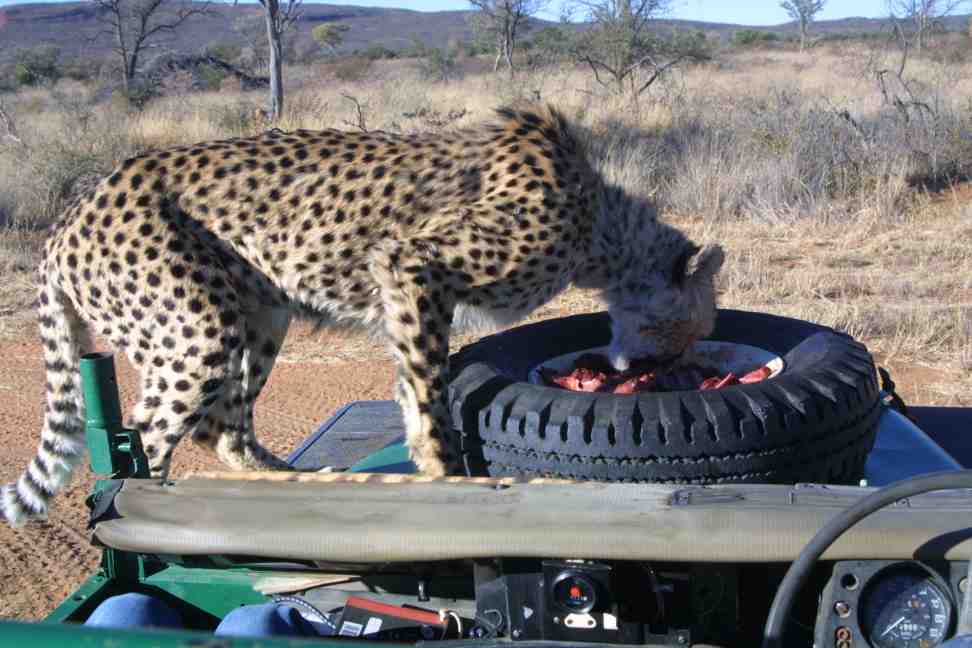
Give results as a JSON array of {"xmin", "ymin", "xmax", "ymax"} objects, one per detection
[{"xmin": 446, "ymin": 309, "xmax": 881, "ymax": 485}]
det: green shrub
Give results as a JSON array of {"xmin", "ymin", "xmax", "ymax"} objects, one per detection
[
  {"xmin": 403, "ymin": 37, "xmax": 432, "ymax": 59},
  {"xmin": 528, "ymin": 26, "xmax": 573, "ymax": 62},
  {"xmin": 206, "ymin": 42, "xmax": 243, "ymax": 64},
  {"xmin": 122, "ymin": 82, "xmax": 159, "ymax": 110},
  {"xmin": 311, "ymin": 23, "xmax": 349, "ymax": 55},
  {"xmin": 458, "ymin": 39, "xmax": 490, "ymax": 57},
  {"xmin": 360, "ymin": 45, "xmax": 398, "ymax": 60},
  {"xmin": 14, "ymin": 64, "xmax": 36, "ymax": 87},
  {"xmin": 731, "ymin": 29, "xmax": 779, "ymax": 47},
  {"xmin": 13, "ymin": 45, "xmax": 61, "ymax": 85},
  {"xmin": 197, "ymin": 63, "xmax": 229, "ymax": 91},
  {"xmin": 418, "ymin": 47, "xmax": 460, "ymax": 83}
]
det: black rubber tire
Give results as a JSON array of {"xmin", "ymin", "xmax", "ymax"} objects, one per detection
[{"xmin": 447, "ymin": 309, "xmax": 881, "ymax": 485}]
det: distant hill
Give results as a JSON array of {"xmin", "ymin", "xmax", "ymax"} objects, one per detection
[
  {"xmin": 0, "ymin": 2, "xmax": 969, "ymax": 65},
  {"xmin": 0, "ymin": 2, "xmax": 485, "ymax": 63}
]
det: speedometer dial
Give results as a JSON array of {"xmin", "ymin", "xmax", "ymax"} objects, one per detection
[{"xmin": 860, "ymin": 565, "xmax": 953, "ymax": 648}]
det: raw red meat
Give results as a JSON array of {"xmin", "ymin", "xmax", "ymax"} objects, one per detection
[
  {"xmin": 540, "ymin": 354, "xmax": 773, "ymax": 394},
  {"xmin": 739, "ymin": 365, "xmax": 773, "ymax": 383},
  {"xmin": 699, "ymin": 373, "xmax": 738, "ymax": 390},
  {"xmin": 545, "ymin": 366, "xmax": 608, "ymax": 392},
  {"xmin": 612, "ymin": 373, "xmax": 657, "ymax": 395}
]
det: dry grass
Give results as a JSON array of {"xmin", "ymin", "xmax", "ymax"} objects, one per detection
[
  {"xmin": 688, "ymin": 200, "xmax": 972, "ymax": 406},
  {"xmin": 0, "ymin": 229, "xmax": 42, "ymax": 340},
  {"xmin": 1, "ymin": 44, "xmax": 971, "ymax": 408}
]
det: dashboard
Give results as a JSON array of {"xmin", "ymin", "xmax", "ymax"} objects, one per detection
[
  {"xmin": 300, "ymin": 558, "xmax": 968, "ymax": 647},
  {"xmin": 464, "ymin": 558, "xmax": 969, "ymax": 647},
  {"xmin": 816, "ymin": 560, "xmax": 969, "ymax": 648}
]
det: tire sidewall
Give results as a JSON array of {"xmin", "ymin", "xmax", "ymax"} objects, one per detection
[{"xmin": 448, "ymin": 309, "xmax": 881, "ymax": 485}]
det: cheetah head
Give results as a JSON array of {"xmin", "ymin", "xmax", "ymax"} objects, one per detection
[
  {"xmin": 603, "ymin": 242, "xmax": 724, "ymax": 371},
  {"xmin": 585, "ymin": 187, "xmax": 726, "ymax": 371}
]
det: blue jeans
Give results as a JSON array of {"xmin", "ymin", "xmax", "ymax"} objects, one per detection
[{"xmin": 84, "ymin": 592, "xmax": 321, "ymax": 637}]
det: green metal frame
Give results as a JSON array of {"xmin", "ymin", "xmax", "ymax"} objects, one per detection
[
  {"xmin": 0, "ymin": 352, "xmax": 416, "ymax": 646},
  {"xmin": 80, "ymin": 352, "xmax": 149, "ymax": 481},
  {"xmin": 347, "ymin": 437, "xmax": 414, "ymax": 473}
]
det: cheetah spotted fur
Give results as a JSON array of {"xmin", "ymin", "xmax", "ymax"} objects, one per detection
[{"xmin": 2, "ymin": 103, "xmax": 725, "ymax": 526}]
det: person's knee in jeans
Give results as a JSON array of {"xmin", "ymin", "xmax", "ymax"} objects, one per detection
[
  {"xmin": 85, "ymin": 593, "xmax": 317, "ymax": 638},
  {"xmin": 216, "ymin": 603, "xmax": 317, "ymax": 637},
  {"xmin": 84, "ymin": 592, "xmax": 182, "ymax": 629}
]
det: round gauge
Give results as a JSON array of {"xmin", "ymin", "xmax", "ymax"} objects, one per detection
[
  {"xmin": 859, "ymin": 564, "xmax": 953, "ymax": 648},
  {"xmin": 551, "ymin": 571, "xmax": 598, "ymax": 613}
]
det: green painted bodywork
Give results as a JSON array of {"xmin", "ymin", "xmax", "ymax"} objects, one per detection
[
  {"xmin": 81, "ymin": 352, "xmax": 149, "ymax": 479},
  {"xmin": 347, "ymin": 438, "xmax": 415, "ymax": 474},
  {"xmin": 0, "ymin": 352, "xmax": 420, "ymax": 646},
  {"xmin": 43, "ymin": 568, "xmax": 116, "ymax": 624}
]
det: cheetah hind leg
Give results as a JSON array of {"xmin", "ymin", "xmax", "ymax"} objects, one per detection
[
  {"xmin": 133, "ymin": 344, "xmax": 235, "ymax": 483},
  {"xmin": 190, "ymin": 307, "xmax": 293, "ymax": 471},
  {"xmin": 370, "ymin": 239, "xmax": 462, "ymax": 478}
]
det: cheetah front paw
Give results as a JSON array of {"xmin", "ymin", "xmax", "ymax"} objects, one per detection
[{"xmin": 411, "ymin": 447, "xmax": 449, "ymax": 478}]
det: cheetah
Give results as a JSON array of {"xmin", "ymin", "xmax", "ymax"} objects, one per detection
[{"xmin": 2, "ymin": 103, "xmax": 724, "ymax": 526}]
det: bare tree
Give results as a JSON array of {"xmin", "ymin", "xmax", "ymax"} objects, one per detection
[
  {"xmin": 886, "ymin": 0, "xmax": 969, "ymax": 55},
  {"xmin": 572, "ymin": 0, "xmax": 707, "ymax": 97},
  {"xmin": 237, "ymin": 0, "xmax": 301, "ymax": 121},
  {"xmin": 469, "ymin": 0, "xmax": 547, "ymax": 75},
  {"xmin": 90, "ymin": 0, "xmax": 212, "ymax": 95},
  {"xmin": 780, "ymin": 0, "xmax": 825, "ymax": 52}
]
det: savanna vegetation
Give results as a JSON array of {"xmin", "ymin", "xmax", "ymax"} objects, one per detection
[{"xmin": 2, "ymin": 10, "xmax": 972, "ymax": 406}]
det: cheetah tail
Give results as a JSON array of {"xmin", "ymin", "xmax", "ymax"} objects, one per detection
[{"xmin": 3, "ymin": 266, "xmax": 92, "ymax": 527}]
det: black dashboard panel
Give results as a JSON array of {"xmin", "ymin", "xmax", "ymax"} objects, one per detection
[
  {"xmin": 299, "ymin": 557, "xmax": 963, "ymax": 647},
  {"xmin": 815, "ymin": 560, "xmax": 969, "ymax": 648},
  {"xmin": 468, "ymin": 559, "xmax": 756, "ymax": 646}
]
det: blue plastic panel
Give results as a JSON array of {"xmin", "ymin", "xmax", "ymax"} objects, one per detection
[{"xmin": 865, "ymin": 406, "xmax": 962, "ymax": 486}]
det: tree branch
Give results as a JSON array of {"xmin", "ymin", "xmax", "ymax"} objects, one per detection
[
  {"xmin": 635, "ymin": 53, "xmax": 689, "ymax": 96},
  {"xmin": 341, "ymin": 93, "xmax": 369, "ymax": 132},
  {"xmin": 581, "ymin": 55, "xmax": 614, "ymax": 87},
  {"xmin": 0, "ymin": 100, "xmax": 24, "ymax": 147},
  {"xmin": 140, "ymin": 3, "xmax": 213, "ymax": 41}
]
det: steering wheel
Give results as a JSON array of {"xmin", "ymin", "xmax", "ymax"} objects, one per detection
[{"xmin": 761, "ymin": 470, "xmax": 972, "ymax": 648}]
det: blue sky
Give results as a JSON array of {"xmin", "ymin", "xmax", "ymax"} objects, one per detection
[{"xmin": 0, "ymin": 0, "xmax": 905, "ymax": 26}]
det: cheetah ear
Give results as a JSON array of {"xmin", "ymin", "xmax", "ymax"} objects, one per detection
[
  {"xmin": 672, "ymin": 243, "xmax": 700, "ymax": 286},
  {"xmin": 686, "ymin": 243, "xmax": 725, "ymax": 283}
]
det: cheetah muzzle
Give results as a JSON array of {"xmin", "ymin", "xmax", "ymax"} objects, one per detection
[{"xmin": 2, "ymin": 103, "xmax": 724, "ymax": 526}]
